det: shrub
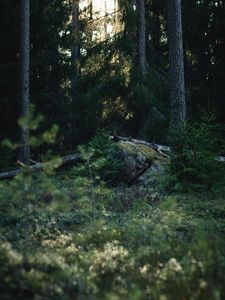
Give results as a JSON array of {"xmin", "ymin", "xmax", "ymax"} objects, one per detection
[
  {"xmin": 184, "ymin": 112, "xmax": 225, "ymax": 190},
  {"xmin": 73, "ymin": 129, "xmax": 124, "ymax": 183}
]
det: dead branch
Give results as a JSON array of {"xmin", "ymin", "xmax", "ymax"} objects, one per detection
[{"xmin": 0, "ymin": 153, "xmax": 83, "ymax": 180}]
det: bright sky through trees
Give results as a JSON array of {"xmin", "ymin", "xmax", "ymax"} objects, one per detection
[
  {"xmin": 80, "ymin": 0, "xmax": 116, "ymax": 16},
  {"xmin": 92, "ymin": 0, "xmax": 115, "ymax": 14},
  {"xmin": 80, "ymin": 0, "xmax": 119, "ymax": 39}
]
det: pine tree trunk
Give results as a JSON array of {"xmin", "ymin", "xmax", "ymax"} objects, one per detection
[
  {"xmin": 168, "ymin": 0, "xmax": 186, "ymax": 176},
  {"xmin": 137, "ymin": 0, "xmax": 147, "ymax": 76},
  {"xmin": 71, "ymin": 0, "xmax": 79, "ymax": 100},
  {"xmin": 70, "ymin": 0, "xmax": 80, "ymax": 145},
  {"xmin": 19, "ymin": 0, "xmax": 30, "ymax": 164}
]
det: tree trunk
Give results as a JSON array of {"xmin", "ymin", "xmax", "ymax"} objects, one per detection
[
  {"xmin": 152, "ymin": 1, "xmax": 161, "ymax": 50},
  {"xmin": 168, "ymin": 0, "xmax": 186, "ymax": 176},
  {"xmin": 137, "ymin": 0, "xmax": 147, "ymax": 76},
  {"xmin": 71, "ymin": 0, "xmax": 79, "ymax": 99},
  {"xmin": 19, "ymin": 0, "xmax": 30, "ymax": 164},
  {"xmin": 89, "ymin": 0, "xmax": 93, "ymax": 20},
  {"xmin": 70, "ymin": 0, "xmax": 80, "ymax": 145}
]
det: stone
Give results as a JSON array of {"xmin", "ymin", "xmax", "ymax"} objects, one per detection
[{"xmin": 115, "ymin": 141, "xmax": 167, "ymax": 184}]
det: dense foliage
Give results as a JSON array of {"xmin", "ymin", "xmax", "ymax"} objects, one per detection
[{"xmin": 0, "ymin": 168, "xmax": 225, "ymax": 299}]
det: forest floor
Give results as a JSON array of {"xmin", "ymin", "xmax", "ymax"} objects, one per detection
[{"xmin": 0, "ymin": 170, "xmax": 225, "ymax": 300}]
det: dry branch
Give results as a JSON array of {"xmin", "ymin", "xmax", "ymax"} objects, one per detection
[{"xmin": 0, "ymin": 153, "xmax": 83, "ymax": 180}]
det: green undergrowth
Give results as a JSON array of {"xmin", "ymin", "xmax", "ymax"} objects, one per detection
[{"xmin": 0, "ymin": 170, "xmax": 225, "ymax": 300}]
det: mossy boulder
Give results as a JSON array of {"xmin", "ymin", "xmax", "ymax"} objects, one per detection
[{"xmin": 116, "ymin": 141, "xmax": 166, "ymax": 184}]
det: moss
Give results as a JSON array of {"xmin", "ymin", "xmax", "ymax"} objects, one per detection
[{"xmin": 117, "ymin": 141, "xmax": 159, "ymax": 162}]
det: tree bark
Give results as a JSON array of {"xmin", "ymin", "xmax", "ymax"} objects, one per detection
[
  {"xmin": 71, "ymin": 0, "xmax": 79, "ymax": 99},
  {"xmin": 137, "ymin": 0, "xmax": 147, "ymax": 76},
  {"xmin": 19, "ymin": 0, "xmax": 30, "ymax": 164},
  {"xmin": 70, "ymin": 0, "xmax": 80, "ymax": 145},
  {"xmin": 168, "ymin": 0, "xmax": 186, "ymax": 176},
  {"xmin": 168, "ymin": 0, "xmax": 186, "ymax": 126}
]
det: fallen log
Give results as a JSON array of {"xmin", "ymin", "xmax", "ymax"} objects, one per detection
[
  {"xmin": 112, "ymin": 135, "xmax": 170, "ymax": 154},
  {"xmin": 0, "ymin": 137, "xmax": 168, "ymax": 182},
  {"xmin": 0, "ymin": 153, "xmax": 83, "ymax": 180},
  {"xmin": 1, "ymin": 136, "xmax": 224, "ymax": 181},
  {"xmin": 112, "ymin": 135, "xmax": 225, "ymax": 162}
]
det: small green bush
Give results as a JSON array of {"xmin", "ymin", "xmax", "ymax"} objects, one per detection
[
  {"xmin": 72, "ymin": 130, "xmax": 124, "ymax": 183},
  {"xmin": 169, "ymin": 112, "xmax": 225, "ymax": 192},
  {"xmin": 184, "ymin": 112, "xmax": 225, "ymax": 190}
]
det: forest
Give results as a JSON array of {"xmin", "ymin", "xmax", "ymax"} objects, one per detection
[{"xmin": 0, "ymin": 0, "xmax": 225, "ymax": 299}]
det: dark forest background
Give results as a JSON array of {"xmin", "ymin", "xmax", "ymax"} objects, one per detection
[{"xmin": 0, "ymin": 0, "xmax": 225, "ymax": 164}]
